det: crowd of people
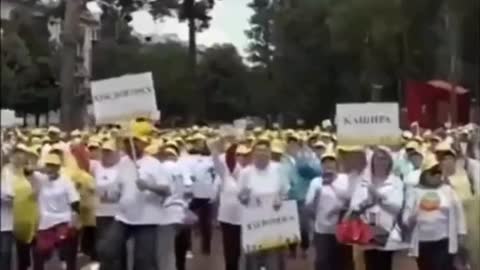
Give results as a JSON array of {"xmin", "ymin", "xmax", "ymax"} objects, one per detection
[{"xmin": 0, "ymin": 119, "xmax": 479, "ymax": 270}]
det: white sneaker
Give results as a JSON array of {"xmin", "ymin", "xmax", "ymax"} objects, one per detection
[{"xmin": 186, "ymin": 251, "xmax": 194, "ymax": 259}]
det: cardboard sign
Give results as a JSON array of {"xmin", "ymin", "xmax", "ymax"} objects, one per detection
[
  {"xmin": 336, "ymin": 103, "xmax": 401, "ymax": 146},
  {"xmin": 241, "ymin": 199, "xmax": 300, "ymax": 254},
  {"xmin": 91, "ymin": 72, "xmax": 158, "ymax": 124}
]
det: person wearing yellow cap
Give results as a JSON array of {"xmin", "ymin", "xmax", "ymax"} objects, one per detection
[
  {"xmin": 312, "ymin": 140, "xmax": 327, "ymax": 159},
  {"xmin": 348, "ymin": 147, "xmax": 408, "ymax": 270},
  {"xmin": 283, "ymin": 133, "xmax": 321, "ymax": 258},
  {"xmin": 182, "ymin": 135, "xmax": 218, "ymax": 257},
  {"xmin": 87, "ymin": 139, "xmax": 102, "ymax": 161},
  {"xmin": 97, "ymin": 132, "xmax": 172, "ymax": 270},
  {"xmin": 270, "ymin": 139, "xmax": 285, "ymax": 162},
  {"xmin": 238, "ymin": 140, "xmax": 289, "ymax": 269},
  {"xmin": 1, "ymin": 144, "xmax": 40, "ymax": 270},
  {"xmin": 203, "ymin": 137, "xmax": 250, "ymax": 270},
  {"xmin": 435, "ymin": 141, "xmax": 480, "ymax": 270},
  {"xmin": 33, "ymin": 153, "xmax": 81, "ymax": 270},
  {"xmin": 157, "ymin": 144, "xmax": 194, "ymax": 270},
  {"xmin": 305, "ymin": 149, "xmax": 353, "ymax": 270},
  {"xmin": 235, "ymin": 144, "xmax": 252, "ymax": 168},
  {"xmin": 46, "ymin": 141, "xmax": 97, "ymax": 262},
  {"xmin": 404, "ymin": 141, "xmax": 424, "ymax": 186},
  {"xmin": 434, "ymin": 142, "xmax": 473, "ymax": 201},
  {"xmin": 91, "ymin": 139, "xmax": 126, "ymax": 269},
  {"xmin": 403, "ymin": 159, "xmax": 466, "ymax": 270}
]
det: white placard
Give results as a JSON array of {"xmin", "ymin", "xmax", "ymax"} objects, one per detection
[
  {"xmin": 241, "ymin": 199, "xmax": 300, "ymax": 254},
  {"xmin": 1, "ymin": 109, "xmax": 20, "ymax": 127},
  {"xmin": 336, "ymin": 102, "xmax": 401, "ymax": 145},
  {"xmin": 91, "ymin": 72, "xmax": 158, "ymax": 124}
]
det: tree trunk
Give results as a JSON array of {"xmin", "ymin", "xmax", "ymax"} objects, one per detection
[
  {"xmin": 188, "ymin": 16, "xmax": 202, "ymax": 120},
  {"xmin": 187, "ymin": 9, "xmax": 197, "ymax": 79},
  {"xmin": 35, "ymin": 113, "xmax": 40, "ymax": 127},
  {"xmin": 445, "ymin": 9, "xmax": 459, "ymax": 125},
  {"xmin": 60, "ymin": 0, "xmax": 83, "ymax": 131}
]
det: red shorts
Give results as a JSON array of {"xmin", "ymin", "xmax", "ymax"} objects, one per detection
[{"xmin": 35, "ymin": 223, "xmax": 77, "ymax": 256}]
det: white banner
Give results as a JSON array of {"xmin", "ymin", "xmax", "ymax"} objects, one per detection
[
  {"xmin": 241, "ymin": 199, "xmax": 300, "ymax": 254},
  {"xmin": 91, "ymin": 72, "xmax": 158, "ymax": 124},
  {"xmin": 336, "ymin": 102, "xmax": 401, "ymax": 146}
]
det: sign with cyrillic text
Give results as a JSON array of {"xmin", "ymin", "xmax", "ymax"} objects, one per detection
[
  {"xmin": 91, "ymin": 72, "xmax": 158, "ymax": 124},
  {"xmin": 241, "ymin": 199, "xmax": 300, "ymax": 254},
  {"xmin": 336, "ymin": 103, "xmax": 401, "ymax": 146}
]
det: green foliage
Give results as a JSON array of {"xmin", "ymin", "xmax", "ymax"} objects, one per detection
[
  {"xmin": 91, "ymin": 38, "xmax": 248, "ymax": 121},
  {"xmin": 245, "ymin": 0, "xmax": 275, "ymax": 67},
  {"xmin": 177, "ymin": 0, "xmax": 216, "ymax": 29},
  {"xmin": 242, "ymin": 0, "xmax": 478, "ymax": 123},
  {"xmin": 1, "ymin": 6, "xmax": 59, "ymax": 115}
]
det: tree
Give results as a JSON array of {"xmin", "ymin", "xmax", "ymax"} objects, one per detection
[
  {"xmin": 269, "ymin": 0, "xmax": 336, "ymax": 122},
  {"xmin": 245, "ymin": 0, "xmax": 275, "ymax": 71},
  {"xmin": 197, "ymin": 44, "xmax": 249, "ymax": 120},
  {"xmin": 177, "ymin": 0, "xmax": 216, "ymax": 75},
  {"xmin": 1, "ymin": 5, "xmax": 60, "ymax": 125}
]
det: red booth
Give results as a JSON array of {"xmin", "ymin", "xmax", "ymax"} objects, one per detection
[{"xmin": 406, "ymin": 80, "xmax": 471, "ymax": 129}]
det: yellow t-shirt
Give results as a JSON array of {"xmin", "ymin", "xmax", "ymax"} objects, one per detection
[
  {"xmin": 5, "ymin": 165, "xmax": 39, "ymax": 244},
  {"xmin": 448, "ymin": 169, "xmax": 473, "ymax": 201},
  {"xmin": 61, "ymin": 165, "xmax": 96, "ymax": 227}
]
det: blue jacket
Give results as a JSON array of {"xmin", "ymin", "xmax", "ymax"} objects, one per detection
[{"xmin": 282, "ymin": 152, "xmax": 321, "ymax": 201}]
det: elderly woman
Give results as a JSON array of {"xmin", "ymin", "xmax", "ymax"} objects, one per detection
[
  {"xmin": 403, "ymin": 160, "xmax": 466, "ymax": 270},
  {"xmin": 33, "ymin": 153, "xmax": 81, "ymax": 270},
  {"xmin": 238, "ymin": 140, "xmax": 290, "ymax": 270},
  {"xmin": 436, "ymin": 140, "xmax": 480, "ymax": 270},
  {"xmin": 349, "ymin": 147, "xmax": 408, "ymax": 270},
  {"xmin": 1, "ymin": 145, "xmax": 40, "ymax": 270},
  {"xmin": 306, "ymin": 149, "xmax": 353, "ymax": 270}
]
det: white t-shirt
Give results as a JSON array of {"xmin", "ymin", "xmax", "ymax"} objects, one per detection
[
  {"xmin": 405, "ymin": 169, "xmax": 421, "ymax": 187},
  {"xmin": 217, "ymin": 174, "xmax": 243, "ymax": 225},
  {"xmin": 238, "ymin": 162, "xmax": 289, "ymax": 200},
  {"xmin": 306, "ymin": 174, "xmax": 351, "ymax": 234},
  {"xmin": 190, "ymin": 156, "xmax": 217, "ymax": 199},
  {"xmin": 37, "ymin": 173, "xmax": 80, "ymax": 230},
  {"xmin": 94, "ymin": 162, "xmax": 122, "ymax": 217},
  {"xmin": 350, "ymin": 174, "xmax": 408, "ymax": 250},
  {"xmin": 415, "ymin": 186, "xmax": 451, "ymax": 242},
  {"xmin": 0, "ymin": 166, "xmax": 14, "ymax": 232},
  {"xmin": 161, "ymin": 160, "xmax": 193, "ymax": 224},
  {"xmin": 115, "ymin": 155, "xmax": 171, "ymax": 225}
]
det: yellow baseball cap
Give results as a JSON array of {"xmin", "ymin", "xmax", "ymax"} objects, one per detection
[
  {"xmin": 321, "ymin": 149, "xmax": 337, "ymax": 161},
  {"xmin": 337, "ymin": 145, "xmax": 364, "ymax": 152},
  {"xmin": 271, "ymin": 139, "xmax": 285, "ymax": 154},
  {"xmin": 47, "ymin": 126, "xmax": 61, "ymax": 134},
  {"xmin": 101, "ymin": 140, "xmax": 117, "ymax": 151},
  {"xmin": 434, "ymin": 141, "xmax": 456, "ymax": 156},
  {"xmin": 235, "ymin": 144, "xmax": 251, "ymax": 155},
  {"xmin": 44, "ymin": 153, "xmax": 62, "ymax": 166}
]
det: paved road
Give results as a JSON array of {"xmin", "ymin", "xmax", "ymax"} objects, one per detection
[
  {"xmin": 185, "ymin": 230, "xmax": 418, "ymax": 270},
  {"xmin": 38, "ymin": 229, "xmax": 418, "ymax": 270}
]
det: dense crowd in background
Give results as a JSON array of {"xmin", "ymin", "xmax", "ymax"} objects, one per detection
[{"xmin": 1, "ymin": 120, "xmax": 479, "ymax": 270}]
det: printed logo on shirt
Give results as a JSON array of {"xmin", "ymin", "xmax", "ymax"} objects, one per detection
[{"xmin": 419, "ymin": 191, "xmax": 441, "ymax": 212}]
